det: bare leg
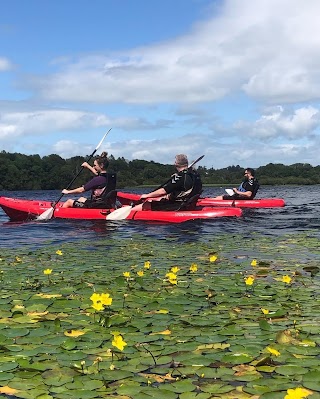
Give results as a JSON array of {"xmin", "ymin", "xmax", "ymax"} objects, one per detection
[
  {"xmin": 62, "ymin": 199, "xmax": 75, "ymax": 208},
  {"xmin": 131, "ymin": 201, "xmax": 151, "ymax": 212},
  {"xmin": 212, "ymin": 195, "xmax": 224, "ymax": 200},
  {"xmin": 62, "ymin": 197, "xmax": 87, "ymax": 208}
]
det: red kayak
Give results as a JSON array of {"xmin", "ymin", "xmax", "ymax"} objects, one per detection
[
  {"xmin": 117, "ymin": 192, "xmax": 286, "ymax": 208},
  {"xmin": 0, "ymin": 197, "xmax": 242, "ymax": 223}
]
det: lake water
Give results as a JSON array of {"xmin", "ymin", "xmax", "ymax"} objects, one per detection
[{"xmin": 0, "ymin": 185, "xmax": 318, "ymax": 249}]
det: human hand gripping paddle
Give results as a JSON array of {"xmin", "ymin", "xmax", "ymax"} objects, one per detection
[
  {"xmin": 37, "ymin": 128, "xmax": 112, "ymax": 221},
  {"xmin": 106, "ymin": 154, "xmax": 205, "ymax": 221}
]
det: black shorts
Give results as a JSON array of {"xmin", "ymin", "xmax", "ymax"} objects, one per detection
[
  {"xmin": 73, "ymin": 199, "xmax": 112, "ymax": 209},
  {"xmin": 150, "ymin": 199, "xmax": 183, "ymax": 211},
  {"xmin": 222, "ymin": 194, "xmax": 249, "ymax": 200},
  {"xmin": 73, "ymin": 200, "xmax": 90, "ymax": 208}
]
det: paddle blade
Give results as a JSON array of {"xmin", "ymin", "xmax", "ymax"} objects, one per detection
[
  {"xmin": 225, "ymin": 189, "xmax": 235, "ymax": 196},
  {"xmin": 106, "ymin": 206, "xmax": 132, "ymax": 220},
  {"xmin": 36, "ymin": 207, "xmax": 54, "ymax": 221}
]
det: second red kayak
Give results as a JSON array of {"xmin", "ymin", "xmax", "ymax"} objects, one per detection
[{"xmin": 117, "ymin": 192, "xmax": 286, "ymax": 208}]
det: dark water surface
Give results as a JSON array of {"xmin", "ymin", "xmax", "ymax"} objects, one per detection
[{"xmin": 0, "ymin": 186, "xmax": 318, "ymax": 249}]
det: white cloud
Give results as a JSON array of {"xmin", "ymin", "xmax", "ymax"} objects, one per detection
[
  {"xmin": 3, "ymin": 0, "xmax": 320, "ymax": 169},
  {"xmin": 0, "ymin": 109, "xmax": 112, "ymax": 139},
  {"xmin": 0, "ymin": 57, "xmax": 13, "ymax": 71},
  {"xmin": 234, "ymin": 106, "xmax": 320, "ymax": 140},
  {"xmin": 53, "ymin": 140, "xmax": 93, "ymax": 158},
  {"xmin": 20, "ymin": 0, "xmax": 320, "ymax": 106}
]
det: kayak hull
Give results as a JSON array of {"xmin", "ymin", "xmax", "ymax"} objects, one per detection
[
  {"xmin": 0, "ymin": 197, "xmax": 242, "ymax": 223},
  {"xmin": 117, "ymin": 192, "xmax": 286, "ymax": 208}
]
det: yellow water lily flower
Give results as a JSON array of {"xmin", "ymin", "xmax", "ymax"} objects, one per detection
[
  {"xmin": 284, "ymin": 387, "xmax": 313, "ymax": 399},
  {"xmin": 90, "ymin": 292, "xmax": 101, "ymax": 303},
  {"xmin": 189, "ymin": 263, "xmax": 198, "ymax": 273},
  {"xmin": 282, "ymin": 275, "xmax": 292, "ymax": 284},
  {"xmin": 244, "ymin": 276, "xmax": 255, "ymax": 286},
  {"xmin": 100, "ymin": 293, "xmax": 113, "ymax": 306},
  {"xmin": 15, "ymin": 256, "xmax": 22, "ymax": 262},
  {"xmin": 56, "ymin": 250, "xmax": 63, "ymax": 256},
  {"xmin": 92, "ymin": 301, "xmax": 104, "ymax": 312},
  {"xmin": 261, "ymin": 308, "xmax": 269, "ymax": 315},
  {"xmin": 209, "ymin": 255, "xmax": 217, "ymax": 262},
  {"xmin": 266, "ymin": 347, "xmax": 280, "ymax": 356},
  {"xmin": 137, "ymin": 270, "xmax": 144, "ymax": 277},
  {"xmin": 43, "ymin": 269, "xmax": 52, "ymax": 275},
  {"xmin": 90, "ymin": 292, "xmax": 112, "ymax": 310},
  {"xmin": 165, "ymin": 272, "xmax": 177, "ymax": 285},
  {"xmin": 112, "ymin": 333, "xmax": 127, "ymax": 351},
  {"xmin": 144, "ymin": 261, "xmax": 151, "ymax": 269},
  {"xmin": 123, "ymin": 271, "xmax": 131, "ymax": 278},
  {"xmin": 171, "ymin": 266, "xmax": 180, "ymax": 274},
  {"xmin": 251, "ymin": 259, "xmax": 257, "ymax": 266}
]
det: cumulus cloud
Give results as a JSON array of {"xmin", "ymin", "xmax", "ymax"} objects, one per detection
[
  {"xmin": 0, "ymin": 57, "xmax": 13, "ymax": 71},
  {"xmin": 3, "ymin": 0, "xmax": 320, "ymax": 168},
  {"xmin": 0, "ymin": 109, "xmax": 111, "ymax": 139},
  {"xmin": 99, "ymin": 133, "xmax": 208, "ymax": 166},
  {"xmin": 234, "ymin": 106, "xmax": 320, "ymax": 140},
  {"xmin": 18, "ymin": 0, "xmax": 320, "ymax": 106},
  {"xmin": 52, "ymin": 140, "xmax": 93, "ymax": 158}
]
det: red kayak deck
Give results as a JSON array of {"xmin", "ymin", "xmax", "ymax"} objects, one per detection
[
  {"xmin": 0, "ymin": 197, "xmax": 242, "ymax": 223},
  {"xmin": 117, "ymin": 192, "xmax": 286, "ymax": 208}
]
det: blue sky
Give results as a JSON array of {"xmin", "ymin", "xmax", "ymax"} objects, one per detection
[{"xmin": 1, "ymin": 0, "xmax": 320, "ymax": 168}]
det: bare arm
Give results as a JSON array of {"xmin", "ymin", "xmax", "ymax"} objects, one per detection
[
  {"xmin": 232, "ymin": 188, "xmax": 252, "ymax": 198},
  {"xmin": 82, "ymin": 162, "xmax": 97, "ymax": 175},
  {"xmin": 62, "ymin": 186, "xmax": 85, "ymax": 195},
  {"xmin": 141, "ymin": 187, "xmax": 167, "ymax": 200}
]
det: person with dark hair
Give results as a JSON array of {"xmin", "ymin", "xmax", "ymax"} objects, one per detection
[
  {"xmin": 62, "ymin": 152, "xmax": 115, "ymax": 208},
  {"xmin": 214, "ymin": 167, "xmax": 259, "ymax": 200},
  {"xmin": 132, "ymin": 154, "xmax": 203, "ymax": 211}
]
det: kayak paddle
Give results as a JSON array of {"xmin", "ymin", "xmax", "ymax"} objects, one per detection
[
  {"xmin": 225, "ymin": 189, "xmax": 235, "ymax": 196},
  {"xmin": 37, "ymin": 128, "xmax": 112, "ymax": 221},
  {"xmin": 106, "ymin": 205, "xmax": 133, "ymax": 220},
  {"xmin": 106, "ymin": 154, "xmax": 205, "ymax": 221}
]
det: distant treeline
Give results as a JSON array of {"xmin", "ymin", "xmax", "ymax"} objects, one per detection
[{"xmin": 0, "ymin": 150, "xmax": 319, "ymax": 191}]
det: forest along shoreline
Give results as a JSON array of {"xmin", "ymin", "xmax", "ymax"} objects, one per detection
[{"xmin": 0, "ymin": 151, "xmax": 319, "ymax": 190}]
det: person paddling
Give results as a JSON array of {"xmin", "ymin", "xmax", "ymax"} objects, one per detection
[
  {"xmin": 61, "ymin": 152, "xmax": 114, "ymax": 208},
  {"xmin": 132, "ymin": 154, "xmax": 203, "ymax": 211},
  {"xmin": 214, "ymin": 167, "xmax": 259, "ymax": 200}
]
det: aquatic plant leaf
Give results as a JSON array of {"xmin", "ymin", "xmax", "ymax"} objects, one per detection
[
  {"xmin": 0, "ymin": 386, "xmax": 19, "ymax": 395},
  {"xmin": 275, "ymin": 364, "xmax": 308, "ymax": 376},
  {"xmin": 0, "ymin": 361, "xmax": 19, "ymax": 372},
  {"xmin": 200, "ymin": 382, "xmax": 234, "ymax": 394}
]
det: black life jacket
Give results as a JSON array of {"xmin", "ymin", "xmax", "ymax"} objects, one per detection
[{"xmin": 170, "ymin": 169, "xmax": 203, "ymax": 201}]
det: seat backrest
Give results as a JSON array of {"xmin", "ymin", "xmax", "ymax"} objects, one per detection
[
  {"xmin": 178, "ymin": 191, "xmax": 203, "ymax": 210},
  {"xmin": 251, "ymin": 181, "xmax": 260, "ymax": 199},
  {"xmin": 92, "ymin": 173, "xmax": 117, "ymax": 208},
  {"xmin": 101, "ymin": 173, "xmax": 117, "ymax": 198}
]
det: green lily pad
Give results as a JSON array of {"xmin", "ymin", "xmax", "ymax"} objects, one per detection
[
  {"xmin": 0, "ymin": 361, "xmax": 19, "ymax": 372},
  {"xmin": 0, "ymin": 371, "xmax": 14, "ymax": 381},
  {"xmin": 275, "ymin": 365, "xmax": 308, "ymax": 376},
  {"xmin": 200, "ymin": 382, "xmax": 234, "ymax": 394},
  {"xmin": 180, "ymin": 393, "xmax": 211, "ymax": 399}
]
